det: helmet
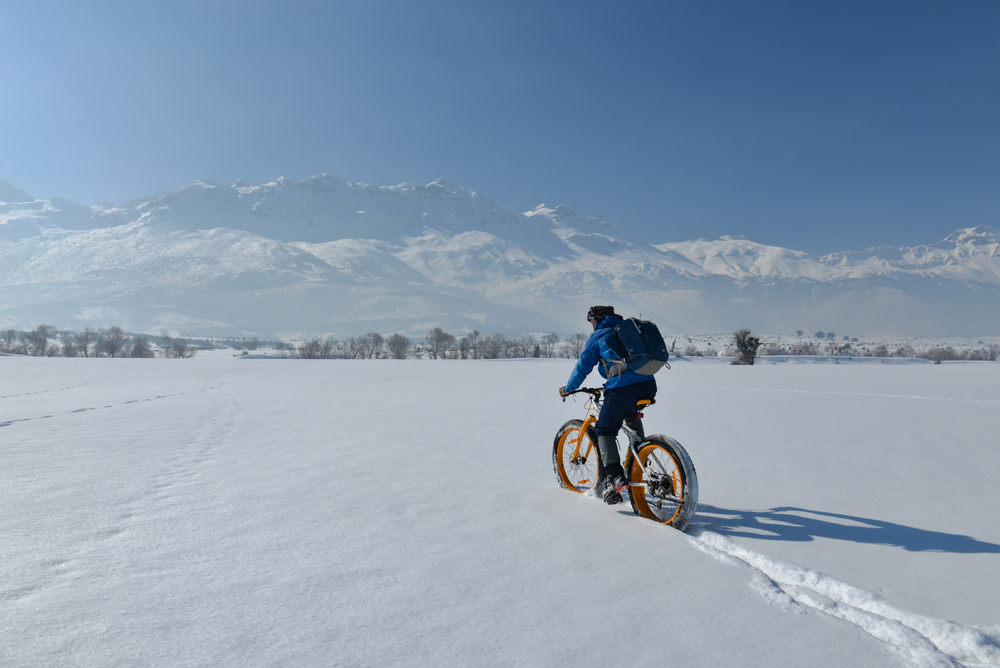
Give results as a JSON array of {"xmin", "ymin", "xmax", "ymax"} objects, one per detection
[{"xmin": 586, "ymin": 305, "xmax": 616, "ymax": 327}]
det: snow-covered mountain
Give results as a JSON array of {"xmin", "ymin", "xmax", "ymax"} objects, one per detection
[{"xmin": 1, "ymin": 175, "xmax": 998, "ymax": 337}]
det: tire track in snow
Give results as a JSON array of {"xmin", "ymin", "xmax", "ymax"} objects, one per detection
[{"xmin": 687, "ymin": 528, "xmax": 1000, "ymax": 668}]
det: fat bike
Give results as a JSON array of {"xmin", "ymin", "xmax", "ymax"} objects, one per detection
[{"xmin": 553, "ymin": 387, "xmax": 698, "ymax": 530}]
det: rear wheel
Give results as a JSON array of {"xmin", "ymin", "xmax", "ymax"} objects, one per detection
[
  {"xmin": 626, "ymin": 435, "xmax": 698, "ymax": 530},
  {"xmin": 553, "ymin": 419, "xmax": 601, "ymax": 493}
]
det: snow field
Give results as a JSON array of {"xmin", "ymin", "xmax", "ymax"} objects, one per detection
[{"xmin": 2, "ymin": 353, "xmax": 998, "ymax": 667}]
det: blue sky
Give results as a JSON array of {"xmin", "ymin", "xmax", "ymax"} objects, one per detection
[{"xmin": 2, "ymin": 0, "xmax": 997, "ymax": 254}]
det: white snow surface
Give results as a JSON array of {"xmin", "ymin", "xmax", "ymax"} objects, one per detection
[{"xmin": 3, "ymin": 354, "xmax": 999, "ymax": 667}]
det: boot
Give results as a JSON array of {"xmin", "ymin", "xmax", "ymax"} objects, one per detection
[
  {"xmin": 597, "ymin": 435, "xmax": 619, "ymax": 470},
  {"xmin": 602, "ymin": 462, "xmax": 627, "ymax": 505},
  {"xmin": 597, "ymin": 434, "xmax": 625, "ymax": 504}
]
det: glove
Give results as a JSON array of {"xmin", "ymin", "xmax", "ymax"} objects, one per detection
[{"xmin": 559, "ymin": 386, "xmax": 568, "ymax": 398}]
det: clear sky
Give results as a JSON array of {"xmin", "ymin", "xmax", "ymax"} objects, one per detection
[{"xmin": 2, "ymin": 0, "xmax": 998, "ymax": 255}]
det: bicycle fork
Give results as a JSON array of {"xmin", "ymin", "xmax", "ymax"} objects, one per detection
[{"xmin": 572, "ymin": 415, "xmax": 599, "ymax": 462}]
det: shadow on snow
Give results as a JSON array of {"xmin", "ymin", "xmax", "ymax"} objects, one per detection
[{"xmin": 690, "ymin": 504, "xmax": 1000, "ymax": 554}]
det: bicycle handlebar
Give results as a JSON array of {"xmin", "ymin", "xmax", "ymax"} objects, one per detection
[{"xmin": 561, "ymin": 387, "xmax": 602, "ymax": 402}]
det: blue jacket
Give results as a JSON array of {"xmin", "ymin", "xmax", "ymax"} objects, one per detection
[{"xmin": 564, "ymin": 315, "xmax": 651, "ymax": 392}]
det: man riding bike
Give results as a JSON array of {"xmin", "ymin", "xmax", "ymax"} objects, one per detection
[{"xmin": 559, "ymin": 305, "xmax": 657, "ymax": 504}]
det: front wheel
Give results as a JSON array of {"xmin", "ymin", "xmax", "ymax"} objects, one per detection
[
  {"xmin": 626, "ymin": 435, "xmax": 698, "ymax": 530},
  {"xmin": 553, "ymin": 419, "xmax": 601, "ymax": 493}
]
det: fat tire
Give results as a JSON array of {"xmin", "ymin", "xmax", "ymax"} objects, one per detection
[
  {"xmin": 625, "ymin": 434, "xmax": 698, "ymax": 530},
  {"xmin": 552, "ymin": 419, "xmax": 602, "ymax": 493}
]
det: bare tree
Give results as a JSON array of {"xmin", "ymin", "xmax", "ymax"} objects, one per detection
[
  {"xmin": 386, "ymin": 333, "xmax": 411, "ymax": 359},
  {"xmin": 299, "ymin": 338, "xmax": 337, "ymax": 359},
  {"xmin": 343, "ymin": 337, "xmax": 364, "ymax": 359},
  {"xmin": 298, "ymin": 338, "xmax": 323, "ymax": 359},
  {"xmin": 16, "ymin": 332, "xmax": 33, "ymax": 355},
  {"xmin": 320, "ymin": 337, "xmax": 337, "ymax": 359},
  {"xmin": 425, "ymin": 327, "xmax": 456, "ymax": 359},
  {"xmin": 894, "ymin": 344, "xmax": 916, "ymax": 358},
  {"xmin": 130, "ymin": 336, "xmax": 156, "ymax": 358},
  {"xmin": 75, "ymin": 328, "xmax": 96, "ymax": 357},
  {"xmin": 358, "ymin": 332, "xmax": 384, "ymax": 359},
  {"xmin": 161, "ymin": 335, "xmax": 196, "ymax": 358},
  {"xmin": 356, "ymin": 334, "xmax": 372, "ymax": 359},
  {"xmin": 918, "ymin": 347, "xmax": 961, "ymax": 362},
  {"xmin": 966, "ymin": 345, "xmax": 1000, "ymax": 361},
  {"xmin": 566, "ymin": 333, "xmax": 587, "ymax": 359},
  {"xmin": 510, "ymin": 335, "xmax": 535, "ymax": 358},
  {"xmin": 788, "ymin": 341, "xmax": 818, "ymax": 355},
  {"xmin": 826, "ymin": 341, "xmax": 855, "ymax": 356},
  {"xmin": 871, "ymin": 345, "xmax": 889, "ymax": 358},
  {"xmin": 99, "ymin": 326, "xmax": 129, "ymax": 357},
  {"xmin": 479, "ymin": 333, "xmax": 499, "ymax": 359},
  {"xmin": 0, "ymin": 329, "xmax": 16, "ymax": 352},
  {"xmin": 540, "ymin": 333, "xmax": 560, "ymax": 358},
  {"xmin": 162, "ymin": 336, "xmax": 192, "ymax": 358},
  {"xmin": 21, "ymin": 324, "xmax": 57, "ymax": 356},
  {"xmin": 732, "ymin": 328, "xmax": 761, "ymax": 365},
  {"xmin": 465, "ymin": 330, "xmax": 482, "ymax": 359},
  {"xmin": 480, "ymin": 332, "xmax": 510, "ymax": 359},
  {"xmin": 62, "ymin": 333, "xmax": 79, "ymax": 357},
  {"xmin": 24, "ymin": 325, "xmax": 48, "ymax": 356},
  {"xmin": 760, "ymin": 342, "xmax": 788, "ymax": 356}
]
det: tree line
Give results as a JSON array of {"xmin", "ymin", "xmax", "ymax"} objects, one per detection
[
  {"xmin": 291, "ymin": 329, "xmax": 588, "ymax": 360},
  {"xmin": 9, "ymin": 323, "xmax": 994, "ymax": 363},
  {"xmin": 1, "ymin": 325, "xmax": 591, "ymax": 360},
  {"xmin": 1, "ymin": 325, "xmax": 196, "ymax": 358},
  {"xmin": 677, "ymin": 329, "xmax": 999, "ymax": 363}
]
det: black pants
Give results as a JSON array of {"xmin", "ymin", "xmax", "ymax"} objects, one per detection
[{"xmin": 595, "ymin": 379, "xmax": 657, "ymax": 439}]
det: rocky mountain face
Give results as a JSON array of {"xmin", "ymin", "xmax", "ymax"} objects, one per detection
[{"xmin": 1, "ymin": 175, "xmax": 997, "ymax": 338}]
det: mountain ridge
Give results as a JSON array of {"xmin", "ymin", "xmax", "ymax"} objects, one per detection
[{"xmin": 1, "ymin": 175, "xmax": 998, "ymax": 337}]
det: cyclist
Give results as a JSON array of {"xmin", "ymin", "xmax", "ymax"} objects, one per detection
[{"xmin": 559, "ymin": 305, "xmax": 657, "ymax": 504}]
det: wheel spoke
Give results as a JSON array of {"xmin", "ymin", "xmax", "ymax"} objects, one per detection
[
  {"xmin": 646, "ymin": 450, "xmax": 668, "ymax": 475},
  {"xmin": 555, "ymin": 423, "xmax": 599, "ymax": 492},
  {"xmin": 631, "ymin": 442, "xmax": 682, "ymax": 523}
]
